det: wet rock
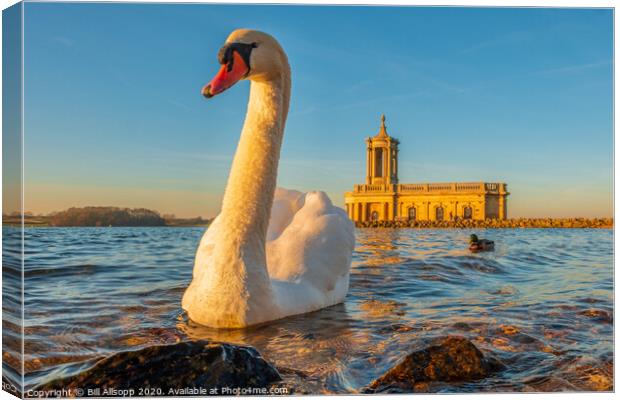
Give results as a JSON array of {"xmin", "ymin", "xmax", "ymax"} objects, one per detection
[
  {"xmin": 359, "ymin": 299, "xmax": 406, "ymax": 318},
  {"xmin": 378, "ymin": 323, "xmax": 415, "ymax": 334},
  {"xmin": 356, "ymin": 217, "xmax": 613, "ymax": 229},
  {"xmin": 37, "ymin": 341, "xmax": 281, "ymax": 396},
  {"xmin": 452, "ymin": 322, "xmax": 474, "ymax": 331},
  {"xmin": 511, "ymin": 332, "xmax": 539, "ymax": 345},
  {"xmin": 364, "ymin": 336, "xmax": 504, "ymax": 393},
  {"xmin": 498, "ymin": 324, "xmax": 519, "ymax": 335},
  {"xmin": 578, "ymin": 309, "xmax": 612, "ymax": 324},
  {"xmin": 491, "ymin": 337, "xmax": 517, "ymax": 352},
  {"xmin": 523, "ymin": 376, "xmax": 579, "ymax": 391},
  {"xmin": 488, "ymin": 285, "xmax": 519, "ymax": 296},
  {"xmin": 563, "ymin": 360, "xmax": 614, "ymax": 391}
]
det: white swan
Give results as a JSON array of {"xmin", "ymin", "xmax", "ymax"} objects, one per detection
[{"xmin": 182, "ymin": 29, "xmax": 355, "ymax": 328}]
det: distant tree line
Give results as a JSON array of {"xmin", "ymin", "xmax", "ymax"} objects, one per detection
[
  {"xmin": 49, "ymin": 207, "xmax": 166, "ymax": 227},
  {"xmin": 163, "ymin": 216, "xmax": 211, "ymax": 227}
]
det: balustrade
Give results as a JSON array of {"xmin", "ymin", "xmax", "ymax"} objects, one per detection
[{"xmin": 354, "ymin": 182, "xmax": 503, "ymax": 194}]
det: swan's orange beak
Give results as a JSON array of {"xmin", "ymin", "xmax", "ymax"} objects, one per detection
[{"xmin": 202, "ymin": 51, "xmax": 249, "ymax": 98}]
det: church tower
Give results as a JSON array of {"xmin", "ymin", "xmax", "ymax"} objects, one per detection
[{"xmin": 365, "ymin": 115, "xmax": 399, "ymax": 186}]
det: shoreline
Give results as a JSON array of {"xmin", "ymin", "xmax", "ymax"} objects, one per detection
[
  {"xmin": 355, "ymin": 217, "xmax": 613, "ymax": 229},
  {"xmin": 3, "ymin": 217, "xmax": 612, "ymax": 229},
  {"xmin": 2, "ymin": 217, "xmax": 210, "ymax": 228}
]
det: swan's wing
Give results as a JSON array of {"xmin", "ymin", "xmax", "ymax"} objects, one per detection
[
  {"xmin": 266, "ymin": 188, "xmax": 355, "ymax": 293},
  {"xmin": 266, "ymin": 187, "xmax": 305, "ymax": 241}
]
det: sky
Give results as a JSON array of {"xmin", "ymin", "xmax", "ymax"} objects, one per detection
[{"xmin": 13, "ymin": 3, "xmax": 614, "ymax": 218}]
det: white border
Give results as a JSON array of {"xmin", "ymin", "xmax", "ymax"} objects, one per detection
[{"xmin": 0, "ymin": 1, "xmax": 615, "ymax": 400}]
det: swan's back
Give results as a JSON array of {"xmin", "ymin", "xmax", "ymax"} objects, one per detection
[
  {"xmin": 190, "ymin": 188, "xmax": 355, "ymax": 320},
  {"xmin": 267, "ymin": 188, "xmax": 354, "ymax": 289}
]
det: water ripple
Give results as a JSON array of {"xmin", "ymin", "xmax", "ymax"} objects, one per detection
[{"xmin": 2, "ymin": 227, "xmax": 613, "ymax": 392}]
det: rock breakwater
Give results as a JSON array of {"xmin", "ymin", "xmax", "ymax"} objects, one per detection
[{"xmin": 356, "ymin": 218, "xmax": 612, "ymax": 229}]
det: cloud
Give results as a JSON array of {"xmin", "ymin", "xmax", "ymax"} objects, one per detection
[
  {"xmin": 168, "ymin": 99, "xmax": 193, "ymax": 111},
  {"xmin": 289, "ymin": 105, "xmax": 318, "ymax": 117},
  {"xmin": 52, "ymin": 36, "xmax": 75, "ymax": 47},
  {"xmin": 459, "ymin": 31, "xmax": 532, "ymax": 54},
  {"xmin": 337, "ymin": 89, "xmax": 430, "ymax": 110},
  {"xmin": 534, "ymin": 60, "xmax": 612, "ymax": 76},
  {"xmin": 345, "ymin": 79, "xmax": 374, "ymax": 93}
]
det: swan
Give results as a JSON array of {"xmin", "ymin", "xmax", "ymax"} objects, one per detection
[{"xmin": 182, "ymin": 29, "xmax": 355, "ymax": 328}]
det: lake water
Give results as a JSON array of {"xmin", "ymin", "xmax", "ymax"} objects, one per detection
[{"xmin": 2, "ymin": 227, "xmax": 614, "ymax": 393}]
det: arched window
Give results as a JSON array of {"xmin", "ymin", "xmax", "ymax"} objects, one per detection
[
  {"xmin": 374, "ymin": 149, "xmax": 383, "ymax": 177},
  {"xmin": 371, "ymin": 211, "xmax": 379, "ymax": 221},
  {"xmin": 436, "ymin": 206, "xmax": 444, "ymax": 221},
  {"xmin": 408, "ymin": 207, "xmax": 416, "ymax": 221},
  {"xmin": 463, "ymin": 206, "xmax": 473, "ymax": 220}
]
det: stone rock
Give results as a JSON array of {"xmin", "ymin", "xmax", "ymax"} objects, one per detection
[
  {"xmin": 578, "ymin": 309, "xmax": 613, "ymax": 324},
  {"xmin": 355, "ymin": 218, "xmax": 613, "ymax": 229},
  {"xmin": 364, "ymin": 336, "xmax": 504, "ymax": 393},
  {"xmin": 37, "ymin": 341, "xmax": 281, "ymax": 395}
]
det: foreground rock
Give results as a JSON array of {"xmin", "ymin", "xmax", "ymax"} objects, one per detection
[
  {"xmin": 364, "ymin": 336, "xmax": 504, "ymax": 393},
  {"xmin": 35, "ymin": 341, "xmax": 281, "ymax": 397}
]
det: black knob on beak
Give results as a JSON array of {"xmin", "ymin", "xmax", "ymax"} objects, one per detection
[{"xmin": 202, "ymin": 84, "xmax": 213, "ymax": 99}]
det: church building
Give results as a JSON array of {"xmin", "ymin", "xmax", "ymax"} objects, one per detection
[{"xmin": 344, "ymin": 115, "xmax": 509, "ymax": 222}]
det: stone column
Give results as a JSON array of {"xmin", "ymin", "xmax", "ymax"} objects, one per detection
[
  {"xmin": 388, "ymin": 200, "xmax": 394, "ymax": 220},
  {"xmin": 369, "ymin": 147, "xmax": 374, "ymax": 184},
  {"xmin": 366, "ymin": 146, "xmax": 372, "ymax": 184},
  {"xmin": 499, "ymin": 195, "xmax": 506, "ymax": 220},
  {"xmin": 361, "ymin": 203, "xmax": 368, "ymax": 222},
  {"xmin": 394, "ymin": 149, "xmax": 399, "ymax": 183},
  {"xmin": 385, "ymin": 147, "xmax": 391, "ymax": 184}
]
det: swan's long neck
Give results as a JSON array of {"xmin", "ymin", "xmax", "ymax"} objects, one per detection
[
  {"xmin": 220, "ymin": 73, "xmax": 290, "ymax": 253},
  {"xmin": 205, "ymin": 67, "xmax": 290, "ymax": 326}
]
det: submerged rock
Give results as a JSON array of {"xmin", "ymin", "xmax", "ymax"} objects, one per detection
[
  {"xmin": 364, "ymin": 336, "xmax": 504, "ymax": 393},
  {"xmin": 37, "ymin": 341, "xmax": 281, "ymax": 396},
  {"xmin": 578, "ymin": 309, "xmax": 613, "ymax": 324}
]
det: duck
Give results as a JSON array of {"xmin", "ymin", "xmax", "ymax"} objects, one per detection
[
  {"xmin": 468, "ymin": 234, "xmax": 494, "ymax": 252},
  {"xmin": 182, "ymin": 29, "xmax": 355, "ymax": 328}
]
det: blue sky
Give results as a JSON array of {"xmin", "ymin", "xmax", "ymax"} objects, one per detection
[{"xmin": 21, "ymin": 3, "xmax": 612, "ymax": 217}]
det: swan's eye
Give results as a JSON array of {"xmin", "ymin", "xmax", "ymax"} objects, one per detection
[
  {"xmin": 228, "ymin": 43, "xmax": 256, "ymax": 71},
  {"xmin": 217, "ymin": 45, "xmax": 234, "ymax": 65}
]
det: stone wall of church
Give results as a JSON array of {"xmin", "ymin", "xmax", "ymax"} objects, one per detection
[
  {"xmin": 395, "ymin": 194, "xmax": 488, "ymax": 221},
  {"xmin": 345, "ymin": 191, "xmax": 508, "ymax": 223}
]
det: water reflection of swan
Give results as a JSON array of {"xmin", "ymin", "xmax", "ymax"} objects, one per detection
[
  {"xmin": 177, "ymin": 303, "xmax": 361, "ymax": 391},
  {"xmin": 182, "ymin": 30, "xmax": 355, "ymax": 328}
]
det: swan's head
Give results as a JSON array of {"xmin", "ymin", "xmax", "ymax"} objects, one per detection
[{"xmin": 202, "ymin": 29, "xmax": 288, "ymax": 98}]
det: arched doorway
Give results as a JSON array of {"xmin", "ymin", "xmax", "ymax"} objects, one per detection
[
  {"xmin": 436, "ymin": 206, "xmax": 444, "ymax": 221},
  {"xmin": 408, "ymin": 207, "xmax": 416, "ymax": 221},
  {"xmin": 463, "ymin": 206, "xmax": 473, "ymax": 220},
  {"xmin": 371, "ymin": 211, "xmax": 379, "ymax": 221}
]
